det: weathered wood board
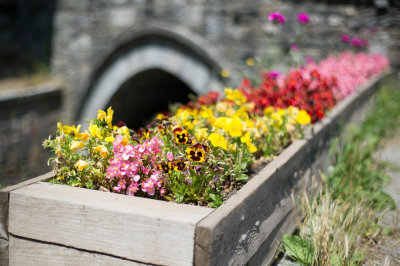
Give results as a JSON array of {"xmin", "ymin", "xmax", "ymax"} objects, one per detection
[
  {"xmin": 9, "ymin": 236, "xmax": 146, "ymax": 266},
  {"xmin": 9, "ymin": 182, "xmax": 213, "ymax": 266},
  {"xmin": 194, "ymin": 70, "xmax": 388, "ymax": 266}
]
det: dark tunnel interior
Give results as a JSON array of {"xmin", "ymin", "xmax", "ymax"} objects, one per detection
[{"xmin": 106, "ymin": 68, "xmax": 194, "ymax": 129}]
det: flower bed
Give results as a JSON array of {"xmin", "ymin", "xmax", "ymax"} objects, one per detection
[{"xmin": 1, "ymin": 51, "xmax": 389, "ymax": 265}]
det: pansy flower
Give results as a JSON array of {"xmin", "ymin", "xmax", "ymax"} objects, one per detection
[
  {"xmin": 173, "ymin": 158, "xmax": 188, "ymax": 172},
  {"xmin": 157, "ymin": 161, "xmax": 172, "ymax": 174},
  {"xmin": 173, "ymin": 127, "xmax": 189, "ymax": 144},
  {"xmin": 186, "ymin": 143, "xmax": 208, "ymax": 163}
]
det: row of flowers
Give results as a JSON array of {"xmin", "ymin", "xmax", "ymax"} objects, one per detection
[{"xmin": 43, "ymin": 51, "xmax": 388, "ymax": 207}]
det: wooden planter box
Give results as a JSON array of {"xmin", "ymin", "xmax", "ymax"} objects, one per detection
[{"xmin": 0, "ymin": 71, "xmax": 388, "ymax": 266}]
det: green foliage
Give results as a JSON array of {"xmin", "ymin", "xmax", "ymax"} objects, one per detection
[
  {"xmin": 282, "ymin": 234, "xmax": 314, "ymax": 265},
  {"xmin": 281, "ymin": 75, "xmax": 400, "ymax": 265}
]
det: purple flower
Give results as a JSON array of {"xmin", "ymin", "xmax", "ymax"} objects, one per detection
[
  {"xmin": 351, "ymin": 38, "xmax": 366, "ymax": 48},
  {"xmin": 268, "ymin": 71, "xmax": 280, "ymax": 79},
  {"xmin": 297, "ymin": 13, "xmax": 310, "ymax": 24},
  {"xmin": 341, "ymin": 34, "xmax": 350, "ymax": 42},
  {"xmin": 269, "ymin": 12, "xmax": 286, "ymax": 25},
  {"xmin": 290, "ymin": 44, "xmax": 299, "ymax": 51}
]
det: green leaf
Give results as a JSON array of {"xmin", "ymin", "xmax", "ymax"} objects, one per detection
[
  {"xmin": 236, "ymin": 174, "xmax": 248, "ymax": 181},
  {"xmin": 372, "ymin": 190, "xmax": 396, "ymax": 211},
  {"xmin": 282, "ymin": 235, "xmax": 314, "ymax": 264},
  {"xmin": 381, "ymin": 227, "xmax": 392, "ymax": 236}
]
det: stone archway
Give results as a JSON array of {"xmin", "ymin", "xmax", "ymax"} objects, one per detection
[{"xmin": 78, "ymin": 29, "xmax": 223, "ymax": 124}]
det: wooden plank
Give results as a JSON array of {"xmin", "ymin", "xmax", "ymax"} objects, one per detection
[
  {"xmin": 0, "ymin": 238, "xmax": 8, "ymax": 266},
  {"xmin": 195, "ymin": 139, "xmax": 312, "ymax": 266},
  {"xmin": 9, "ymin": 182, "xmax": 213, "ymax": 266},
  {"xmin": 9, "ymin": 236, "xmax": 146, "ymax": 266},
  {"xmin": 194, "ymin": 71, "xmax": 389, "ymax": 265},
  {"xmin": 0, "ymin": 172, "xmax": 53, "ymax": 240}
]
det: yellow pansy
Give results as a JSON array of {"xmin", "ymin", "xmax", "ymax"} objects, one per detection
[
  {"xmin": 184, "ymin": 119, "xmax": 196, "ymax": 130},
  {"xmin": 78, "ymin": 131, "xmax": 90, "ymax": 142},
  {"xmin": 208, "ymin": 133, "xmax": 228, "ymax": 151},
  {"xmin": 74, "ymin": 160, "xmax": 88, "ymax": 171},
  {"xmin": 296, "ymin": 110, "xmax": 311, "ymax": 125},
  {"xmin": 221, "ymin": 69, "xmax": 230, "ymax": 78},
  {"xmin": 270, "ymin": 113, "xmax": 283, "ymax": 129},
  {"xmin": 93, "ymin": 145, "xmax": 109, "ymax": 158},
  {"xmin": 121, "ymin": 135, "xmax": 130, "ymax": 146},
  {"xmin": 264, "ymin": 106, "xmax": 275, "ymax": 116},
  {"xmin": 105, "ymin": 136, "xmax": 115, "ymax": 142},
  {"xmin": 215, "ymin": 117, "xmax": 228, "ymax": 130},
  {"xmin": 106, "ymin": 107, "xmax": 114, "ymax": 128},
  {"xmin": 248, "ymin": 143, "xmax": 257, "ymax": 153},
  {"xmin": 70, "ymin": 140, "xmax": 84, "ymax": 151},
  {"xmin": 224, "ymin": 88, "xmax": 247, "ymax": 105},
  {"xmin": 97, "ymin": 109, "xmax": 107, "ymax": 120},
  {"xmin": 246, "ymin": 58, "xmax": 255, "ymax": 66},
  {"xmin": 88, "ymin": 124, "xmax": 103, "ymax": 139},
  {"xmin": 240, "ymin": 132, "xmax": 252, "ymax": 145},
  {"xmin": 195, "ymin": 128, "xmax": 208, "ymax": 141},
  {"xmin": 229, "ymin": 143, "xmax": 237, "ymax": 152},
  {"xmin": 216, "ymin": 102, "xmax": 228, "ymax": 113},
  {"xmin": 226, "ymin": 117, "xmax": 243, "ymax": 137}
]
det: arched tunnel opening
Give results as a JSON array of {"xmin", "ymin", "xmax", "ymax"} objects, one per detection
[{"xmin": 106, "ymin": 68, "xmax": 194, "ymax": 129}]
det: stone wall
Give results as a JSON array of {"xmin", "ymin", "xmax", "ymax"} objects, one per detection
[
  {"xmin": 51, "ymin": 0, "xmax": 400, "ymax": 124},
  {"xmin": 0, "ymin": 82, "xmax": 62, "ymax": 187}
]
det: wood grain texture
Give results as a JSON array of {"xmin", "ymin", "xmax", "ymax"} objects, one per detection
[
  {"xmin": 194, "ymin": 71, "xmax": 388, "ymax": 266},
  {"xmin": 0, "ymin": 238, "xmax": 8, "ymax": 266},
  {"xmin": 0, "ymin": 171, "xmax": 53, "ymax": 240},
  {"xmin": 9, "ymin": 236, "xmax": 146, "ymax": 266},
  {"xmin": 9, "ymin": 182, "xmax": 213, "ymax": 266}
]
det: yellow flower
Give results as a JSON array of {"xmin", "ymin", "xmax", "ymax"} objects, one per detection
[
  {"xmin": 264, "ymin": 106, "xmax": 275, "ymax": 116},
  {"xmin": 208, "ymin": 133, "xmax": 228, "ymax": 151},
  {"xmin": 70, "ymin": 140, "xmax": 84, "ymax": 151},
  {"xmin": 270, "ymin": 112, "xmax": 283, "ymax": 129},
  {"xmin": 88, "ymin": 124, "xmax": 103, "ymax": 139},
  {"xmin": 106, "ymin": 107, "xmax": 114, "ymax": 128},
  {"xmin": 93, "ymin": 145, "xmax": 109, "ymax": 158},
  {"xmin": 225, "ymin": 88, "xmax": 247, "ymax": 105},
  {"xmin": 229, "ymin": 143, "xmax": 237, "ymax": 152},
  {"xmin": 74, "ymin": 160, "xmax": 88, "ymax": 171},
  {"xmin": 216, "ymin": 102, "xmax": 228, "ymax": 113},
  {"xmin": 184, "ymin": 119, "xmax": 196, "ymax": 130},
  {"xmin": 78, "ymin": 131, "xmax": 90, "ymax": 142},
  {"xmin": 296, "ymin": 110, "xmax": 311, "ymax": 125},
  {"xmin": 226, "ymin": 117, "xmax": 243, "ymax": 137},
  {"xmin": 121, "ymin": 135, "xmax": 130, "ymax": 146},
  {"xmin": 97, "ymin": 109, "xmax": 107, "ymax": 120},
  {"xmin": 221, "ymin": 69, "xmax": 230, "ymax": 78},
  {"xmin": 105, "ymin": 136, "xmax": 115, "ymax": 143},
  {"xmin": 240, "ymin": 132, "xmax": 252, "ymax": 145},
  {"xmin": 246, "ymin": 58, "xmax": 255, "ymax": 66},
  {"xmin": 248, "ymin": 143, "xmax": 257, "ymax": 153},
  {"xmin": 195, "ymin": 128, "xmax": 208, "ymax": 142},
  {"xmin": 57, "ymin": 122, "xmax": 63, "ymax": 132},
  {"xmin": 215, "ymin": 117, "xmax": 228, "ymax": 130},
  {"xmin": 117, "ymin": 126, "xmax": 130, "ymax": 137}
]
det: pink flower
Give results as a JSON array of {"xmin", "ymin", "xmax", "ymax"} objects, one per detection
[
  {"xmin": 290, "ymin": 44, "xmax": 299, "ymax": 51},
  {"xmin": 306, "ymin": 57, "xmax": 314, "ymax": 64},
  {"xmin": 160, "ymin": 188, "xmax": 166, "ymax": 197},
  {"xmin": 167, "ymin": 152, "xmax": 174, "ymax": 162},
  {"xmin": 269, "ymin": 12, "xmax": 286, "ymax": 25},
  {"xmin": 297, "ymin": 13, "xmax": 310, "ymax": 24},
  {"xmin": 341, "ymin": 34, "xmax": 350, "ymax": 42},
  {"xmin": 126, "ymin": 183, "xmax": 139, "ymax": 196}
]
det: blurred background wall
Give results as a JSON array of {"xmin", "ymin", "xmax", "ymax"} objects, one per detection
[{"xmin": 0, "ymin": 0, "xmax": 399, "ymax": 186}]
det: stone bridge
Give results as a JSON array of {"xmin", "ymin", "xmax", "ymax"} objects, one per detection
[{"xmin": 51, "ymin": 0, "xmax": 400, "ymax": 127}]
